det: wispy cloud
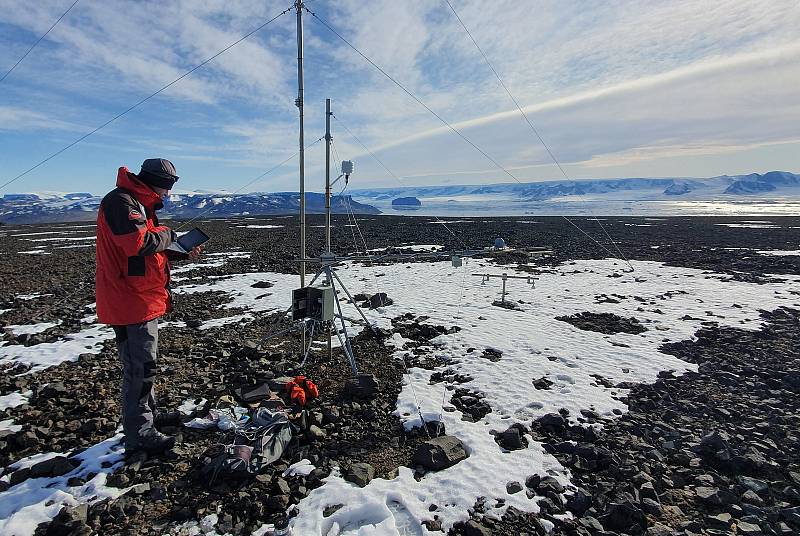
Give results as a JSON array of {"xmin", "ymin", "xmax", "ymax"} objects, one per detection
[{"xmin": 0, "ymin": 0, "xmax": 798, "ymax": 192}]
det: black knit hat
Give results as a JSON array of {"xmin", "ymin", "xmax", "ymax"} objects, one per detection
[{"xmin": 138, "ymin": 158, "xmax": 179, "ymax": 189}]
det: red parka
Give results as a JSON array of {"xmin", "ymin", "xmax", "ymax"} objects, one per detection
[{"xmin": 95, "ymin": 167, "xmax": 176, "ymax": 325}]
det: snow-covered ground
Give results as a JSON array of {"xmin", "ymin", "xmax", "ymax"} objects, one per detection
[
  {"xmin": 0, "ymin": 391, "xmax": 31, "ymax": 411},
  {"xmin": 0, "ymin": 434, "xmax": 127, "ymax": 535},
  {"xmin": 172, "ymin": 256, "xmax": 800, "ymax": 534},
  {"xmin": 3, "ymin": 255, "xmax": 800, "ymax": 534},
  {"xmin": 0, "ymin": 323, "xmax": 113, "ymax": 372},
  {"xmin": 3, "ymin": 321, "xmax": 60, "ymax": 336}
]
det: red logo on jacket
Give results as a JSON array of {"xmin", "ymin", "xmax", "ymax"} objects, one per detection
[{"xmin": 128, "ymin": 210, "xmax": 142, "ymax": 220}]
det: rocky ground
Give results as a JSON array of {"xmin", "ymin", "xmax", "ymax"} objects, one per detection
[
  {"xmin": 453, "ymin": 307, "xmax": 800, "ymax": 536},
  {"xmin": 0, "ymin": 215, "xmax": 799, "ymax": 535}
]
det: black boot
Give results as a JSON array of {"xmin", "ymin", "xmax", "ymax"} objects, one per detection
[
  {"xmin": 154, "ymin": 410, "xmax": 183, "ymax": 429},
  {"xmin": 127, "ymin": 430, "xmax": 175, "ymax": 454}
]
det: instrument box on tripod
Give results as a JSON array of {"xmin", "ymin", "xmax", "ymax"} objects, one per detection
[{"xmin": 292, "ymin": 285, "xmax": 335, "ymax": 322}]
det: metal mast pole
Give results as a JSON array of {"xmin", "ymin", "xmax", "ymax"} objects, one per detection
[
  {"xmin": 325, "ymin": 98, "xmax": 332, "ymax": 254},
  {"xmin": 295, "ymin": 0, "xmax": 306, "ymax": 287}
]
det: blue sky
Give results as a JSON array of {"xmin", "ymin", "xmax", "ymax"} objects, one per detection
[{"xmin": 1, "ymin": 0, "xmax": 799, "ymax": 195}]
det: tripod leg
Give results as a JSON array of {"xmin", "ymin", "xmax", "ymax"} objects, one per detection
[
  {"xmin": 330, "ymin": 269, "xmax": 377, "ymax": 334},
  {"xmin": 300, "ymin": 321, "xmax": 316, "ymax": 369},
  {"xmin": 327, "ymin": 275, "xmax": 359, "ymax": 376},
  {"xmin": 332, "ymin": 322, "xmax": 357, "ymax": 377}
]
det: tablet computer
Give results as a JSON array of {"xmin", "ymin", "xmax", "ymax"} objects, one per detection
[{"xmin": 170, "ymin": 227, "xmax": 210, "ymax": 253}]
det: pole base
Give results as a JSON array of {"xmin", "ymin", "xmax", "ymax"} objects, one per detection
[{"xmin": 344, "ymin": 373, "xmax": 378, "ymax": 399}]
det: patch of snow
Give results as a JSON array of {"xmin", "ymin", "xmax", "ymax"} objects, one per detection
[
  {"xmin": 387, "ymin": 333, "xmax": 413, "ymax": 349},
  {"xmin": 0, "ymin": 391, "xmax": 32, "ymax": 411},
  {"xmin": 172, "ymin": 258, "xmax": 800, "ymax": 534},
  {"xmin": 178, "ymin": 398, "xmax": 208, "ymax": 415},
  {"xmin": 171, "ymin": 258, "xmax": 226, "ymax": 275},
  {"xmin": 239, "ymin": 225, "xmax": 284, "ymax": 229},
  {"xmin": 55, "ymin": 243, "xmax": 95, "ymax": 249},
  {"xmin": 9, "ymin": 231, "xmax": 91, "ymax": 237},
  {"xmin": 205, "ymin": 252, "xmax": 251, "ymax": 259},
  {"xmin": 24, "ymin": 236, "xmax": 95, "ymax": 242},
  {"xmin": 399, "ymin": 244, "xmax": 443, "ymax": 252},
  {"xmin": 757, "ymin": 249, "xmax": 800, "ymax": 256},
  {"xmin": 0, "ymin": 419, "xmax": 22, "ymax": 432},
  {"xmin": 199, "ymin": 314, "xmax": 254, "ymax": 330},
  {"xmin": 0, "ymin": 434, "xmax": 126, "ymax": 535},
  {"xmin": 3, "ymin": 321, "xmax": 60, "ymax": 335},
  {"xmin": 283, "ymin": 459, "xmax": 316, "ymax": 477},
  {"xmin": 16, "ymin": 293, "xmax": 52, "ymax": 300},
  {"xmin": 17, "ymin": 250, "xmax": 51, "ymax": 255},
  {"xmin": 715, "ymin": 223, "xmax": 779, "ymax": 229},
  {"xmin": 0, "ymin": 324, "xmax": 113, "ymax": 373}
]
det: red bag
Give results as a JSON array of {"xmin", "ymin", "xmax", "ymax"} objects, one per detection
[
  {"xmin": 289, "ymin": 384, "xmax": 306, "ymax": 405},
  {"xmin": 285, "ymin": 376, "xmax": 319, "ymax": 406}
]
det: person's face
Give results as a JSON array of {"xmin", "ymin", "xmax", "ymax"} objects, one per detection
[{"xmin": 152, "ymin": 186, "xmax": 171, "ymax": 199}]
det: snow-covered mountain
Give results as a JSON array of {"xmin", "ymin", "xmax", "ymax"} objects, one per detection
[
  {"xmin": 0, "ymin": 192, "xmax": 380, "ymax": 224},
  {"xmin": 348, "ymin": 171, "xmax": 800, "ymax": 215},
  {"xmin": 3, "ymin": 171, "xmax": 798, "ymax": 222}
]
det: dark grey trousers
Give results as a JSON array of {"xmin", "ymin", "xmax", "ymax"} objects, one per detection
[{"xmin": 113, "ymin": 319, "xmax": 158, "ymax": 443}]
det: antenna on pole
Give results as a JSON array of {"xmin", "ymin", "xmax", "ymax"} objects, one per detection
[
  {"xmin": 325, "ymin": 98, "xmax": 332, "ymax": 254},
  {"xmin": 295, "ymin": 0, "xmax": 306, "ymax": 287}
]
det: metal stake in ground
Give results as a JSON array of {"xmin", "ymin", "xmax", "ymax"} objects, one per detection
[{"xmin": 472, "ymin": 272, "xmax": 537, "ymax": 304}]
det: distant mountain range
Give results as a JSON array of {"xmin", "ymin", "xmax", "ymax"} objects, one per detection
[
  {"xmin": 350, "ymin": 171, "xmax": 800, "ymax": 203},
  {"xmin": 0, "ymin": 192, "xmax": 380, "ymax": 224},
  {"xmin": 1, "ymin": 171, "xmax": 798, "ymax": 223}
]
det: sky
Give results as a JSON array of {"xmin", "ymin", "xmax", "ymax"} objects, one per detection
[{"xmin": 0, "ymin": 0, "xmax": 799, "ymax": 195}]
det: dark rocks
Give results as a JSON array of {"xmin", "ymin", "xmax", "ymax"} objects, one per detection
[
  {"xmin": 532, "ymin": 376, "xmax": 553, "ymax": 390},
  {"xmin": 525, "ymin": 475, "xmax": 541, "ymax": 490},
  {"xmin": 495, "ymin": 424, "xmax": 528, "ymax": 451},
  {"xmin": 536, "ymin": 475, "xmax": 565, "ymax": 495},
  {"xmin": 412, "ymin": 435, "xmax": 468, "ymax": 470},
  {"xmin": 782, "ymin": 506, "xmax": 800, "ymax": 527},
  {"xmin": 506, "ymin": 481, "xmax": 523, "ymax": 494},
  {"xmin": 106, "ymin": 472, "xmax": 131, "ymax": 488},
  {"xmin": 308, "ymin": 424, "xmax": 326, "ymax": 440},
  {"xmin": 599, "ymin": 501, "xmax": 647, "ymax": 532},
  {"xmin": 10, "ymin": 467, "xmax": 30, "ymax": 486},
  {"xmin": 463, "ymin": 520, "xmax": 492, "ymax": 536},
  {"xmin": 323, "ymin": 504, "xmax": 343, "ymax": 517},
  {"xmin": 344, "ymin": 373, "xmax": 378, "ymax": 399},
  {"xmin": 695, "ymin": 486, "xmax": 737, "ymax": 506},
  {"xmin": 450, "ymin": 389, "xmax": 492, "ymax": 422},
  {"xmin": 737, "ymin": 520, "xmax": 764, "ymax": 535},
  {"xmin": 565, "ymin": 488, "xmax": 593, "ymax": 516},
  {"xmin": 5, "ymin": 217, "xmax": 800, "ymax": 535},
  {"xmin": 367, "ymin": 293, "xmax": 393, "ymax": 309},
  {"xmin": 706, "ymin": 512, "xmax": 733, "ymax": 530},
  {"xmin": 29, "ymin": 455, "xmax": 80, "ymax": 478},
  {"xmin": 555, "ymin": 311, "xmax": 647, "ymax": 335},
  {"xmin": 344, "ymin": 463, "xmax": 375, "ymax": 487},
  {"xmin": 535, "ymin": 412, "xmax": 567, "ymax": 433},
  {"xmin": 44, "ymin": 503, "xmax": 89, "ymax": 536},
  {"xmin": 481, "ymin": 348, "xmax": 502, "ymax": 362}
]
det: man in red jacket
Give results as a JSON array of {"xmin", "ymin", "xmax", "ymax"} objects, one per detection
[{"xmin": 96, "ymin": 158, "xmax": 200, "ymax": 453}]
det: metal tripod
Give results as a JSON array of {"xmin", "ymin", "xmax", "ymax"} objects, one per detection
[{"xmin": 298, "ymin": 256, "xmax": 376, "ymax": 376}]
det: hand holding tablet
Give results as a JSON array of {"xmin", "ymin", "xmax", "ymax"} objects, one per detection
[{"xmin": 168, "ymin": 227, "xmax": 210, "ymax": 254}]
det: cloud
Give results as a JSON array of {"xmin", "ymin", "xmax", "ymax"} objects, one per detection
[
  {"xmin": 1, "ymin": 0, "xmax": 799, "ymax": 192},
  {"xmin": 0, "ymin": 106, "xmax": 81, "ymax": 132}
]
